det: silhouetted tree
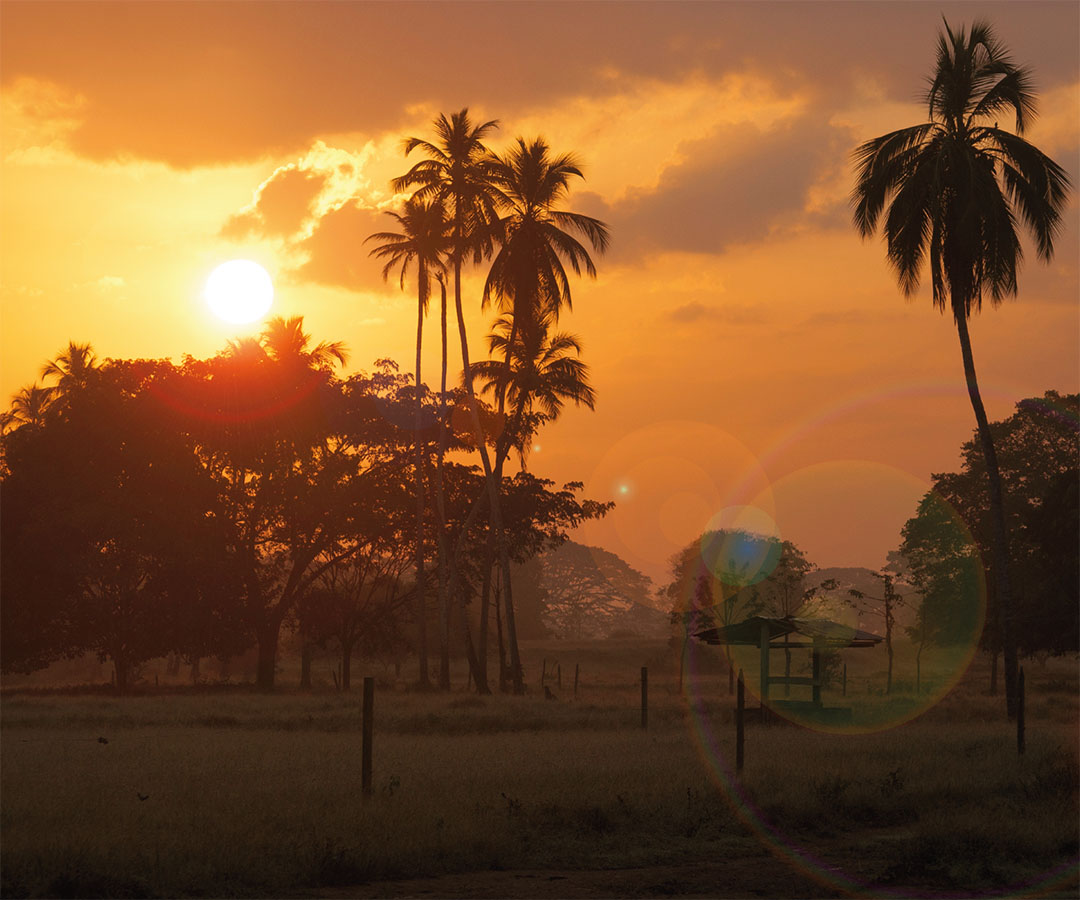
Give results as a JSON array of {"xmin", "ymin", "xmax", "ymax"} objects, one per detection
[{"xmin": 852, "ymin": 19, "xmax": 1073, "ymax": 716}]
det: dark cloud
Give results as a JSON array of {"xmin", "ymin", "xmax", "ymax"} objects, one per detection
[
  {"xmin": 290, "ymin": 202, "xmax": 391, "ymax": 292},
  {"xmin": 221, "ymin": 167, "xmax": 328, "ymax": 240},
  {"xmin": 3, "ymin": 2, "xmax": 1075, "ymax": 168},
  {"xmin": 598, "ymin": 115, "xmax": 852, "ymax": 259}
]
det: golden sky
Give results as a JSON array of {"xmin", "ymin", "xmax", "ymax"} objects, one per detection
[{"xmin": 2, "ymin": 1, "xmax": 1077, "ymax": 583}]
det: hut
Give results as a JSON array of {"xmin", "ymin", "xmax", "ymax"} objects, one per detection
[{"xmin": 694, "ymin": 615, "xmax": 882, "ymax": 720}]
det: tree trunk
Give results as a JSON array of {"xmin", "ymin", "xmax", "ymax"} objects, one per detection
[
  {"xmin": 452, "ymin": 253, "xmax": 524, "ymax": 694},
  {"xmin": 342, "ymin": 640, "xmax": 353, "ymax": 692},
  {"xmin": 299, "ymin": 643, "xmax": 312, "ymax": 690},
  {"xmin": 255, "ymin": 621, "xmax": 281, "ymax": 691},
  {"xmin": 415, "ymin": 288, "xmax": 431, "ymax": 691},
  {"xmin": 190, "ymin": 656, "xmax": 200, "ymax": 685},
  {"xmin": 477, "ymin": 532, "xmax": 496, "ymax": 690},
  {"xmin": 955, "ymin": 311, "xmax": 1017, "ymax": 718}
]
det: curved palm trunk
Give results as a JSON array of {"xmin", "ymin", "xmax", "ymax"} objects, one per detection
[
  {"xmin": 955, "ymin": 311, "xmax": 1017, "ymax": 717},
  {"xmin": 415, "ymin": 291, "xmax": 431, "ymax": 690},
  {"xmin": 452, "ymin": 253, "xmax": 524, "ymax": 694}
]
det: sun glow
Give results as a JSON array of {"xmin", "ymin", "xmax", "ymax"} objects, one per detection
[{"xmin": 205, "ymin": 259, "xmax": 274, "ymax": 324}]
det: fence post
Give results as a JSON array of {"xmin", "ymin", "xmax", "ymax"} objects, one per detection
[
  {"xmin": 574, "ymin": 663, "xmax": 579, "ymax": 698},
  {"xmin": 557, "ymin": 663, "xmax": 562, "ymax": 689},
  {"xmin": 1017, "ymin": 666, "xmax": 1025, "ymax": 755},
  {"xmin": 541, "ymin": 658, "xmax": 547, "ymax": 688},
  {"xmin": 362, "ymin": 676, "xmax": 374, "ymax": 801},
  {"xmin": 640, "ymin": 666, "xmax": 648, "ymax": 729},
  {"xmin": 736, "ymin": 669, "xmax": 745, "ymax": 771}
]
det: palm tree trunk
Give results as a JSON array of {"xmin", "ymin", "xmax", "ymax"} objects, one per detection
[
  {"xmin": 955, "ymin": 311, "xmax": 1017, "ymax": 718},
  {"xmin": 415, "ymin": 291, "xmax": 431, "ymax": 690},
  {"xmin": 435, "ymin": 277, "xmax": 452, "ymax": 689},
  {"xmin": 452, "ymin": 253, "xmax": 524, "ymax": 694}
]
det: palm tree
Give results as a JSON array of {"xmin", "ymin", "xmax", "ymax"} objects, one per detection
[
  {"xmin": 484, "ymin": 137, "xmax": 610, "ymax": 349},
  {"xmin": 3, "ymin": 383, "xmax": 55, "ymax": 431},
  {"xmin": 852, "ymin": 19, "xmax": 1072, "ymax": 717},
  {"xmin": 472, "ymin": 312, "xmax": 596, "ymax": 688},
  {"xmin": 367, "ymin": 196, "xmax": 450, "ymax": 689},
  {"xmin": 393, "ymin": 109, "xmax": 529, "ymax": 690},
  {"xmin": 474, "ymin": 311, "xmax": 597, "ymax": 463},
  {"xmin": 259, "ymin": 316, "xmax": 348, "ymax": 371},
  {"xmin": 40, "ymin": 342, "xmax": 98, "ymax": 411}
]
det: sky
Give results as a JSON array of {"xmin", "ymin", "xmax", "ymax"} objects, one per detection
[{"xmin": 2, "ymin": 1, "xmax": 1077, "ymax": 586}]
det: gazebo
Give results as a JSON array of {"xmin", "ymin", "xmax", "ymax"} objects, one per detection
[{"xmin": 694, "ymin": 615, "xmax": 882, "ymax": 715}]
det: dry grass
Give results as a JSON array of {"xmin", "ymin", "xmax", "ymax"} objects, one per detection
[{"xmin": 2, "ymin": 643, "xmax": 1077, "ymax": 898}]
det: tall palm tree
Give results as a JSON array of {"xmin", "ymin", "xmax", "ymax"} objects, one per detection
[
  {"xmin": 852, "ymin": 19, "xmax": 1072, "ymax": 717},
  {"xmin": 393, "ymin": 109, "xmax": 529, "ymax": 690},
  {"xmin": 484, "ymin": 137, "xmax": 610, "ymax": 338},
  {"xmin": 367, "ymin": 196, "xmax": 450, "ymax": 689}
]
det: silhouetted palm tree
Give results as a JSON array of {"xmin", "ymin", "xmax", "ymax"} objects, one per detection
[
  {"xmin": 3, "ymin": 383, "xmax": 55, "ymax": 431},
  {"xmin": 368, "ymin": 196, "xmax": 450, "ymax": 689},
  {"xmin": 40, "ymin": 342, "xmax": 98, "ymax": 411},
  {"xmin": 484, "ymin": 137, "xmax": 609, "ymax": 330},
  {"xmin": 852, "ymin": 19, "xmax": 1072, "ymax": 717},
  {"xmin": 259, "ymin": 316, "xmax": 348, "ymax": 371},
  {"xmin": 474, "ymin": 311, "xmax": 596, "ymax": 465},
  {"xmin": 394, "ymin": 109, "xmax": 525, "ymax": 691}
]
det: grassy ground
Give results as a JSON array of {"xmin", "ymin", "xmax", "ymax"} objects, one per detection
[{"xmin": 1, "ymin": 643, "xmax": 1077, "ymax": 898}]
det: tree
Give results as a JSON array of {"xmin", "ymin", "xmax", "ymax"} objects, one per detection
[
  {"xmin": 899, "ymin": 491, "xmax": 985, "ymax": 692},
  {"xmin": 483, "ymin": 137, "xmax": 609, "ymax": 412},
  {"xmin": 1, "ymin": 360, "xmax": 237, "ymax": 689},
  {"xmin": 392, "ymin": 108, "xmax": 527, "ymax": 688},
  {"xmin": 927, "ymin": 391, "xmax": 1079, "ymax": 674},
  {"xmin": 847, "ymin": 572, "xmax": 906, "ymax": 694},
  {"xmin": 852, "ymin": 19, "xmax": 1073, "ymax": 716},
  {"xmin": 1, "ymin": 383, "xmax": 54, "ymax": 434},
  {"xmin": 368, "ymin": 197, "xmax": 451, "ymax": 689},
  {"xmin": 172, "ymin": 319, "xmax": 405, "ymax": 690},
  {"xmin": 539, "ymin": 542, "xmax": 656, "ymax": 640}
]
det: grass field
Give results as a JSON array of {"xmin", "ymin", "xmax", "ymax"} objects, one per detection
[{"xmin": 2, "ymin": 641, "xmax": 1077, "ymax": 898}]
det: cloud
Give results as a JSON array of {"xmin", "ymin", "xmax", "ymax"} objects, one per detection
[
  {"xmin": 3, "ymin": 3, "xmax": 1074, "ymax": 168},
  {"xmin": 667, "ymin": 301, "xmax": 765, "ymax": 325},
  {"xmin": 597, "ymin": 114, "xmax": 853, "ymax": 261},
  {"xmin": 290, "ymin": 202, "xmax": 390, "ymax": 291},
  {"xmin": 221, "ymin": 166, "xmax": 328, "ymax": 240}
]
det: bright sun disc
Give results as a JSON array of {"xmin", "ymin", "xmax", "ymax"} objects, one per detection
[{"xmin": 205, "ymin": 260, "xmax": 274, "ymax": 324}]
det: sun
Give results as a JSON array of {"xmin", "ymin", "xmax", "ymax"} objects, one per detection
[{"xmin": 205, "ymin": 260, "xmax": 274, "ymax": 324}]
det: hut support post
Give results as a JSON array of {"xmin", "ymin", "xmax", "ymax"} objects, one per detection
[{"xmin": 759, "ymin": 624, "xmax": 770, "ymax": 704}]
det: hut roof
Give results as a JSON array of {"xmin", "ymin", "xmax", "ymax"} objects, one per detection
[{"xmin": 694, "ymin": 615, "xmax": 882, "ymax": 648}]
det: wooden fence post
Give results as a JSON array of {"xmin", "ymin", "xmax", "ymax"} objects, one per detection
[
  {"xmin": 640, "ymin": 666, "xmax": 648, "ymax": 729},
  {"xmin": 362, "ymin": 676, "xmax": 374, "ymax": 801},
  {"xmin": 1017, "ymin": 666, "xmax": 1025, "ymax": 756},
  {"xmin": 736, "ymin": 669, "xmax": 745, "ymax": 771},
  {"xmin": 574, "ymin": 663, "xmax": 579, "ymax": 699}
]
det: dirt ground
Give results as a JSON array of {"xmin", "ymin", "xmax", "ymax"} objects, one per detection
[{"xmin": 304, "ymin": 859, "xmax": 845, "ymax": 899}]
